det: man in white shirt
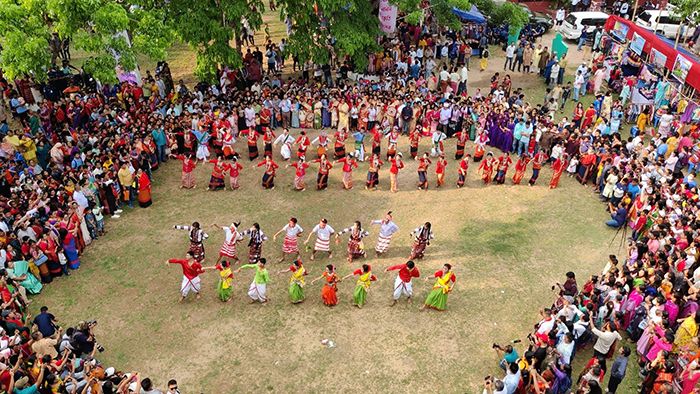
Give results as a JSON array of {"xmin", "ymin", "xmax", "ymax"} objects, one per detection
[
  {"xmin": 458, "ymin": 65, "xmax": 469, "ymax": 95},
  {"xmin": 504, "ymin": 43, "xmax": 516, "ymax": 71},
  {"xmin": 591, "ymin": 322, "xmax": 622, "ymax": 358},
  {"xmin": 556, "ymin": 333, "xmax": 575, "ymax": 365},
  {"xmin": 556, "ymin": 8, "xmax": 566, "ymax": 27},
  {"xmin": 304, "ymin": 218, "xmax": 335, "ymax": 260},
  {"xmin": 573, "ymin": 71, "xmax": 585, "ymax": 101}
]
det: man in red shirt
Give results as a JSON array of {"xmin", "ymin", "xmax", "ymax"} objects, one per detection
[
  {"xmin": 166, "ymin": 251, "xmax": 206, "ymax": 302},
  {"xmin": 386, "ymin": 260, "xmax": 420, "ymax": 306}
]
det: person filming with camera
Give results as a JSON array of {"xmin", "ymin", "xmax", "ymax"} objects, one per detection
[{"xmin": 70, "ymin": 320, "xmax": 104, "ymax": 357}]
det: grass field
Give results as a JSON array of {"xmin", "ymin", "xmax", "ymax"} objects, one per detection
[{"xmin": 42, "ymin": 22, "xmax": 641, "ymax": 393}]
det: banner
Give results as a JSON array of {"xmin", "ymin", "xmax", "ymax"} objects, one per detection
[
  {"xmin": 649, "ymin": 48, "xmax": 667, "ymax": 69},
  {"xmin": 379, "ymin": 0, "xmax": 398, "ymax": 34},
  {"xmin": 672, "ymin": 54, "xmax": 693, "ymax": 83},
  {"xmin": 611, "ymin": 20, "xmax": 629, "ymax": 42},
  {"xmin": 629, "ymin": 32, "xmax": 645, "ymax": 55}
]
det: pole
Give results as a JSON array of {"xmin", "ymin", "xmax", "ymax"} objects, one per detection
[
  {"xmin": 631, "ymin": 0, "xmax": 639, "ymax": 21},
  {"xmin": 674, "ymin": 23, "xmax": 683, "ymax": 48}
]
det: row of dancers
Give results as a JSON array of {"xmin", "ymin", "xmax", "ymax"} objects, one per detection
[{"xmin": 165, "ymin": 213, "xmax": 456, "ymax": 309}]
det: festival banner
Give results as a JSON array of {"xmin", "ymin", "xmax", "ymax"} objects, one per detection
[
  {"xmin": 611, "ymin": 20, "xmax": 629, "ymax": 42},
  {"xmin": 672, "ymin": 54, "xmax": 692, "ymax": 83},
  {"xmin": 629, "ymin": 32, "xmax": 645, "ymax": 55},
  {"xmin": 379, "ymin": 0, "xmax": 398, "ymax": 34},
  {"xmin": 649, "ymin": 48, "xmax": 667, "ymax": 69}
]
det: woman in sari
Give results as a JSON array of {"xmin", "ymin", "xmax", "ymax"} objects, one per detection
[
  {"xmin": 311, "ymin": 264, "xmax": 340, "ymax": 307},
  {"xmin": 342, "ymin": 264, "xmax": 377, "ymax": 309},
  {"xmin": 674, "ymin": 313, "xmax": 700, "ymax": 352},
  {"xmin": 59, "ymin": 228, "xmax": 80, "ymax": 270},
  {"xmin": 335, "ymin": 221, "xmax": 369, "ymax": 264},
  {"xmin": 549, "ymin": 153, "xmax": 569, "ymax": 189},
  {"xmin": 136, "ymin": 169, "xmax": 152, "ymax": 208},
  {"xmin": 210, "ymin": 260, "xmax": 234, "ymax": 302},
  {"xmin": 279, "ymin": 258, "xmax": 307, "ymax": 304},
  {"xmin": 7, "ymin": 260, "xmax": 43, "ymax": 295},
  {"xmin": 421, "ymin": 263, "xmax": 456, "ymax": 311},
  {"xmin": 512, "ymin": 154, "xmax": 530, "ymax": 185},
  {"xmin": 410, "ymin": 222, "xmax": 434, "ymax": 260}
]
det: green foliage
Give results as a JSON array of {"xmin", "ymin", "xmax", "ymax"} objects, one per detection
[
  {"xmin": 279, "ymin": 0, "xmax": 381, "ymax": 72},
  {"xmin": 395, "ymin": 0, "xmax": 471, "ymax": 30},
  {"xmin": 490, "ymin": 1, "xmax": 529, "ymax": 33},
  {"xmin": 0, "ymin": 0, "xmax": 173, "ymax": 82},
  {"xmin": 670, "ymin": 0, "xmax": 699, "ymax": 24}
]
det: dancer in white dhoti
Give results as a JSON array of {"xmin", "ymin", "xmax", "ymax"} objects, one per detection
[
  {"xmin": 385, "ymin": 260, "xmax": 420, "ymax": 306},
  {"xmin": 166, "ymin": 252, "xmax": 206, "ymax": 302},
  {"xmin": 237, "ymin": 258, "xmax": 270, "ymax": 303},
  {"xmin": 371, "ymin": 211, "xmax": 399, "ymax": 256},
  {"xmin": 273, "ymin": 128, "xmax": 295, "ymax": 160},
  {"xmin": 304, "ymin": 218, "xmax": 335, "ymax": 260}
]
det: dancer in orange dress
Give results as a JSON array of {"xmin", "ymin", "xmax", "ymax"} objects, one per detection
[
  {"xmin": 172, "ymin": 153, "xmax": 196, "ymax": 189},
  {"xmin": 335, "ymin": 153, "xmax": 358, "ymax": 190},
  {"xmin": 310, "ymin": 264, "xmax": 341, "ymax": 306},
  {"xmin": 417, "ymin": 152, "xmax": 431, "ymax": 190},
  {"xmin": 311, "ymin": 154, "xmax": 333, "ymax": 190},
  {"xmin": 435, "ymin": 155, "xmax": 447, "ymax": 188},
  {"xmin": 257, "ymin": 155, "xmax": 279, "ymax": 189},
  {"xmin": 549, "ymin": 153, "xmax": 568, "ymax": 189},
  {"xmin": 511, "ymin": 154, "xmax": 530, "ymax": 185},
  {"xmin": 456, "ymin": 154, "xmax": 470, "ymax": 188},
  {"xmin": 478, "ymin": 152, "xmax": 495, "ymax": 184}
]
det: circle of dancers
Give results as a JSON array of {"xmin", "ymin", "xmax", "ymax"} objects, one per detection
[
  {"xmin": 172, "ymin": 124, "xmax": 568, "ymax": 193},
  {"xmin": 165, "ymin": 212, "xmax": 456, "ymax": 310}
]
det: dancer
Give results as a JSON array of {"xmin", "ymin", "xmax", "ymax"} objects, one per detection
[
  {"xmin": 278, "ymin": 258, "xmax": 307, "ymax": 304},
  {"xmin": 312, "ymin": 130, "xmax": 329, "ymax": 159},
  {"xmin": 352, "ymin": 128, "xmax": 366, "ymax": 162},
  {"xmin": 512, "ymin": 154, "xmax": 531, "ymax": 185},
  {"xmin": 288, "ymin": 157, "xmax": 309, "ymax": 191},
  {"xmin": 192, "ymin": 129, "xmax": 211, "ymax": 161},
  {"xmin": 243, "ymin": 128, "xmax": 259, "ymax": 161},
  {"xmin": 273, "ymin": 128, "xmax": 295, "ymax": 161},
  {"xmin": 371, "ymin": 211, "xmax": 399, "ymax": 256},
  {"xmin": 386, "ymin": 127, "xmax": 399, "ymax": 159},
  {"xmin": 494, "ymin": 152, "xmax": 513, "ymax": 184},
  {"xmin": 166, "ymin": 251, "xmax": 205, "ymax": 302},
  {"xmin": 333, "ymin": 128, "xmax": 348, "ymax": 159},
  {"xmin": 262, "ymin": 127, "xmax": 276, "ymax": 157},
  {"xmin": 240, "ymin": 223, "xmax": 267, "ymax": 263},
  {"xmin": 478, "ymin": 152, "xmax": 495, "ymax": 184},
  {"xmin": 365, "ymin": 153, "xmax": 383, "ymax": 190},
  {"xmin": 173, "ymin": 153, "xmax": 196, "ymax": 189},
  {"xmin": 417, "ymin": 152, "xmax": 431, "ymax": 190},
  {"xmin": 409, "ymin": 222, "xmax": 433, "ymax": 260},
  {"xmin": 389, "ymin": 153, "xmax": 404, "ymax": 192},
  {"xmin": 273, "ymin": 217, "xmax": 304, "ymax": 262},
  {"xmin": 386, "ymin": 260, "xmax": 420, "ymax": 306},
  {"xmin": 311, "ymin": 154, "xmax": 333, "ymax": 190},
  {"xmin": 206, "ymin": 156, "xmax": 226, "ymax": 191},
  {"xmin": 212, "ymin": 222, "xmax": 242, "ymax": 264},
  {"xmin": 341, "ymin": 264, "xmax": 377, "ymax": 308},
  {"xmin": 335, "ymin": 153, "xmax": 358, "ymax": 190},
  {"xmin": 431, "ymin": 128, "xmax": 447, "ymax": 157},
  {"xmin": 173, "ymin": 222, "xmax": 209, "ymax": 261},
  {"xmin": 304, "ymin": 218, "xmax": 335, "ymax": 260},
  {"xmin": 257, "ymin": 155, "xmax": 279, "ymax": 190},
  {"xmin": 310, "ymin": 264, "xmax": 340, "ymax": 306},
  {"xmin": 435, "ymin": 155, "xmax": 447, "ymax": 188},
  {"xmin": 456, "ymin": 154, "xmax": 470, "ymax": 188},
  {"xmin": 473, "ymin": 129, "xmax": 489, "ymax": 162},
  {"xmin": 529, "ymin": 150, "xmax": 547, "ymax": 186},
  {"xmin": 408, "ymin": 127, "xmax": 421, "ymax": 159},
  {"xmin": 212, "ymin": 260, "xmax": 234, "ymax": 302},
  {"xmin": 223, "ymin": 156, "xmax": 243, "ymax": 190},
  {"xmin": 237, "ymin": 258, "xmax": 270, "ymax": 303},
  {"xmin": 421, "ymin": 263, "xmax": 456, "ymax": 311},
  {"xmin": 454, "ymin": 128, "xmax": 469, "ymax": 160},
  {"xmin": 335, "ymin": 221, "xmax": 370, "ymax": 263},
  {"xmin": 550, "ymin": 153, "xmax": 568, "ymax": 189},
  {"xmin": 295, "ymin": 130, "xmax": 311, "ymax": 159}
]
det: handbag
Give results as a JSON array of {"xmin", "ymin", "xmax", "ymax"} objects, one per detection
[{"xmin": 58, "ymin": 252, "xmax": 67, "ymax": 266}]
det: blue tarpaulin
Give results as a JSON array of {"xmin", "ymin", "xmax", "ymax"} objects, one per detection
[{"xmin": 452, "ymin": 5, "xmax": 487, "ymax": 25}]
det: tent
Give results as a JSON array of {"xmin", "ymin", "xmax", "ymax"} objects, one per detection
[
  {"xmin": 452, "ymin": 5, "xmax": 487, "ymax": 25},
  {"xmin": 604, "ymin": 15, "xmax": 700, "ymax": 92}
]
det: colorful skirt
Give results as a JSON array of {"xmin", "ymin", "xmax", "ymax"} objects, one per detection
[
  {"xmin": 218, "ymin": 281, "xmax": 233, "ymax": 301},
  {"xmin": 189, "ymin": 242, "xmax": 205, "ymax": 261},
  {"xmin": 262, "ymin": 173, "xmax": 275, "ymax": 189},
  {"xmin": 424, "ymin": 288, "xmax": 448, "ymax": 310},
  {"xmin": 347, "ymin": 238, "xmax": 365, "ymax": 259},
  {"xmin": 248, "ymin": 143, "xmax": 259, "ymax": 160},
  {"xmin": 411, "ymin": 240, "xmax": 427, "ymax": 259},
  {"xmin": 209, "ymin": 175, "xmax": 225, "ymax": 190},
  {"xmin": 314, "ymin": 237, "xmax": 331, "ymax": 252},
  {"xmin": 334, "ymin": 144, "xmax": 346, "ymax": 159},
  {"xmin": 219, "ymin": 241, "xmax": 238, "ymax": 259},
  {"xmin": 455, "ymin": 144, "xmax": 465, "ymax": 160},
  {"xmin": 353, "ymin": 285, "xmax": 368, "ymax": 306},
  {"xmin": 248, "ymin": 244, "xmax": 262, "ymax": 263},
  {"xmin": 182, "ymin": 171, "xmax": 196, "ymax": 188},
  {"xmin": 375, "ymin": 234, "xmax": 392, "ymax": 253},
  {"xmin": 321, "ymin": 284, "xmax": 338, "ymax": 306},
  {"xmin": 294, "ymin": 175, "xmax": 305, "ymax": 190},
  {"xmin": 283, "ymin": 235, "xmax": 299, "ymax": 254},
  {"xmin": 289, "ymin": 281, "xmax": 305, "ymax": 303}
]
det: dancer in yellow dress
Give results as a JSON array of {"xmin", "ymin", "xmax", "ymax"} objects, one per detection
[
  {"xmin": 420, "ymin": 264, "xmax": 456, "ymax": 311},
  {"xmin": 278, "ymin": 258, "xmax": 307, "ymax": 304},
  {"xmin": 342, "ymin": 264, "xmax": 377, "ymax": 308}
]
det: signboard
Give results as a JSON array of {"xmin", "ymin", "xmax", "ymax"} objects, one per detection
[
  {"xmin": 379, "ymin": 0, "xmax": 398, "ymax": 34},
  {"xmin": 649, "ymin": 48, "xmax": 667, "ymax": 69},
  {"xmin": 629, "ymin": 32, "xmax": 645, "ymax": 55},
  {"xmin": 672, "ymin": 54, "xmax": 693, "ymax": 83}
]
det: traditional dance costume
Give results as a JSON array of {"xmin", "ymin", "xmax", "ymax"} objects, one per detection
[
  {"xmin": 457, "ymin": 157, "xmax": 469, "ymax": 187},
  {"xmin": 454, "ymin": 130, "xmax": 469, "ymax": 160},
  {"xmin": 281, "ymin": 224, "xmax": 304, "ymax": 255},
  {"xmin": 313, "ymin": 158, "xmax": 333, "ymax": 190},
  {"xmin": 387, "ymin": 263, "xmax": 420, "ymax": 300},
  {"xmin": 174, "ymin": 225, "xmax": 209, "ymax": 261},
  {"xmin": 262, "ymin": 128, "xmax": 276, "ymax": 157},
  {"xmin": 273, "ymin": 132, "xmax": 294, "ymax": 160},
  {"xmin": 223, "ymin": 161, "xmax": 243, "ymax": 190},
  {"xmin": 240, "ymin": 263, "xmax": 270, "ymax": 302},
  {"xmin": 241, "ymin": 228, "xmax": 267, "ymax": 263},
  {"xmin": 409, "ymin": 130, "xmax": 421, "ymax": 159},
  {"xmin": 473, "ymin": 132, "xmax": 489, "ymax": 162},
  {"xmin": 550, "ymin": 156, "xmax": 568, "ymax": 189},
  {"xmin": 321, "ymin": 271, "xmax": 339, "ymax": 306},
  {"xmin": 351, "ymin": 267, "xmax": 377, "ymax": 307},
  {"xmin": 215, "ymin": 263, "xmax": 234, "ymax": 301},
  {"xmin": 257, "ymin": 159, "xmax": 279, "ymax": 189},
  {"xmin": 290, "ymin": 161, "xmax": 309, "ymax": 190},
  {"xmin": 288, "ymin": 263, "xmax": 307, "ymax": 303},
  {"xmin": 494, "ymin": 155, "xmax": 513, "ymax": 184},
  {"xmin": 207, "ymin": 159, "xmax": 226, "ymax": 190},
  {"xmin": 366, "ymin": 155, "xmax": 383, "ymax": 189},
  {"xmin": 478, "ymin": 156, "xmax": 494, "ymax": 184},
  {"xmin": 333, "ymin": 130, "xmax": 348, "ymax": 159},
  {"xmin": 371, "ymin": 219, "xmax": 399, "ymax": 254},
  {"xmin": 311, "ymin": 223, "xmax": 335, "ymax": 253},
  {"xmin": 337, "ymin": 156, "xmax": 359, "ymax": 189},
  {"xmin": 529, "ymin": 151, "xmax": 547, "ymax": 185},
  {"xmin": 175, "ymin": 155, "xmax": 196, "ymax": 189},
  {"xmin": 192, "ymin": 130, "xmax": 210, "ymax": 161},
  {"xmin": 295, "ymin": 134, "xmax": 311, "ymax": 159},
  {"xmin": 218, "ymin": 226, "xmax": 243, "ymax": 260},
  {"xmin": 168, "ymin": 258, "xmax": 205, "ymax": 297},
  {"xmin": 410, "ymin": 226, "xmax": 434, "ymax": 259},
  {"xmin": 424, "ymin": 270, "xmax": 456, "ymax": 310},
  {"xmin": 312, "ymin": 133, "xmax": 329, "ymax": 159},
  {"xmin": 417, "ymin": 157, "xmax": 431, "ymax": 190},
  {"xmin": 435, "ymin": 158, "xmax": 447, "ymax": 187},
  {"xmin": 389, "ymin": 157, "xmax": 404, "ymax": 192},
  {"xmin": 337, "ymin": 226, "xmax": 369, "ymax": 261},
  {"xmin": 386, "ymin": 130, "xmax": 399, "ymax": 159},
  {"xmin": 512, "ymin": 157, "xmax": 530, "ymax": 185},
  {"xmin": 245, "ymin": 129, "xmax": 259, "ymax": 161}
]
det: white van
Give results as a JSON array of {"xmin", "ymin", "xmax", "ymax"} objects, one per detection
[
  {"xmin": 635, "ymin": 9, "xmax": 696, "ymax": 39},
  {"xmin": 560, "ymin": 11, "xmax": 610, "ymax": 40}
]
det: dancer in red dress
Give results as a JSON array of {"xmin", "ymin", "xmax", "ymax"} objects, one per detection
[
  {"xmin": 417, "ymin": 153, "xmax": 431, "ymax": 190},
  {"xmin": 335, "ymin": 153, "xmax": 358, "ymax": 190},
  {"xmin": 173, "ymin": 153, "xmax": 196, "ymax": 189},
  {"xmin": 549, "ymin": 153, "xmax": 568, "ymax": 189},
  {"xmin": 512, "ymin": 154, "xmax": 531, "ymax": 185},
  {"xmin": 288, "ymin": 157, "xmax": 309, "ymax": 191},
  {"xmin": 311, "ymin": 154, "xmax": 333, "ymax": 190},
  {"xmin": 310, "ymin": 264, "xmax": 341, "ymax": 306},
  {"xmin": 262, "ymin": 127, "xmax": 276, "ymax": 157},
  {"xmin": 365, "ymin": 153, "xmax": 383, "ymax": 190},
  {"xmin": 333, "ymin": 128, "xmax": 348, "ymax": 159},
  {"xmin": 409, "ymin": 128, "xmax": 421, "ymax": 159},
  {"xmin": 223, "ymin": 156, "xmax": 243, "ymax": 190},
  {"xmin": 494, "ymin": 152, "xmax": 513, "ymax": 184},
  {"xmin": 242, "ymin": 128, "xmax": 259, "ymax": 161},
  {"xmin": 529, "ymin": 151, "xmax": 548, "ymax": 186},
  {"xmin": 456, "ymin": 154, "xmax": 470, "ymax": 188},
  {"xmin": 435, "ymin": 155, "xmax": 447, "ymax": 188},
  {"xmin": 257, "ymin": 155, "xmax": 279, "ymax": 189},
  {"xmin": 478, "ymin": 152, "xmax": 495, "ymax": 184},
  {"xmin": 389, "ymin": 153, "xmax": 405, "ymax": 192},
  {"xmin": 454, "ymin": 129, "xmax": 469, "ymax": 160},
  {"xmin": 295, "ymin": 131, "xmax": 311, "ymax": 159}
]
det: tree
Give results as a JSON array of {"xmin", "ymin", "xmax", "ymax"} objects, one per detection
[
  {"xmin": 395, "ymin": 0, "xmax": 472, "ymax": 30},
  {"xmin": 154, "ymin": 0, "xmax": 264, "ymax": 82},
  {"xmin": 490, "ymin": 2, "xmax": 529, "ymax": 34},
  {"xmin": 669, "ymin": 0, "xmax": 700, "ymax": 48},
  {"xmin": 0, "ymin": 0, "xmax": 174, "ymax": 83},
  {"xmin": 278, "ymin": 0, "xmax": 382, "ymax": 71}
]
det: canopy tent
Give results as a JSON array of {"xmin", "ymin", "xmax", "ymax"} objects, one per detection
[
  {"xmin": 452, "ymin": 5, "xmax": 487, "ymax": 25},
  {"xmin": 604, "ymin": 15, "xmax": 700, "ymax": 92}
]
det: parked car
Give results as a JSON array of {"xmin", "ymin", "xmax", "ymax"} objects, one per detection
[
  {"xmin": 635, "ymin": 8, "xmax": 696, "ymax": 39},
  {"xmin": 560, "ymin": 11, "xmax": 609, "ymax": 40},
  {"xmin": 520, "ymin": 4, "xmax": 555, "ymax": 33}
]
